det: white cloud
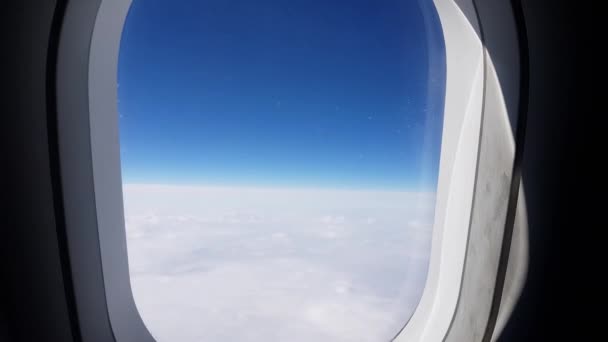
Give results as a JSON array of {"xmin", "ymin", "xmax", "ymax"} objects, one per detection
[{"xmin": 123, "ymin": 184, "xmax": 435, "ymax": 342}]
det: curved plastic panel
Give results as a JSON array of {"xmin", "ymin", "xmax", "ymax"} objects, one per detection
[
  {"xmin": 394, "ymin": 0, "xmax": 484, "ymax": 340},
  {"xmin": 88, "ymin": 0, "xmax": 155, "ymax": 341}
]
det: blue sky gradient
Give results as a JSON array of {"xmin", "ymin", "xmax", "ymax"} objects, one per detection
[{"xmin": 117, "ymin": 0, "xmax": 445, "ymax": 191}]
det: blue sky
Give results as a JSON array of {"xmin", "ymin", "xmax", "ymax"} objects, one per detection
[{"xmin": 117, "ymin": 0, "xmax": 445, "ymax": 191}]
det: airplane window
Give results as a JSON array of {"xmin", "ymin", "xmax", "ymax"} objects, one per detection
[{"xmin": 117, "ymin": 0, "xmax": 445, "ymax": 341}]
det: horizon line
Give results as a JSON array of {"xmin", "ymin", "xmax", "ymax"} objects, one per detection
[{"xmin": 121, "ymin": 182, "xmax": 438, "ymax": 194}]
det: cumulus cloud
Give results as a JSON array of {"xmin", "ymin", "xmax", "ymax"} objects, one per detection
[{"xmin": 123, "ymin": 184, "xmax": 435, "ymax": 342}]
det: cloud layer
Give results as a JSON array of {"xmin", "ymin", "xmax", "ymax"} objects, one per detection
[{"xmin": 124, "ymin": 184, "xmax": 435, "ymax": 342}]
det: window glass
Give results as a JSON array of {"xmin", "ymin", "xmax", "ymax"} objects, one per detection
[{"xmin": 118, "ymin": 0, "xmax": 445, "ymax": 341}]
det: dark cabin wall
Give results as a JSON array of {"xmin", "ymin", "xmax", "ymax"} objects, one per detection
[
  {"xmin": 497, "ymin": 0, "xmax": 583, "ymax": 340},
  {"xmin": 0, "ymin": 2, "xmax": 75, "ymax": 342}
]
